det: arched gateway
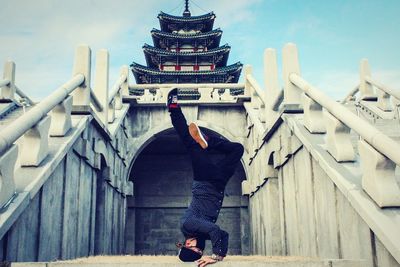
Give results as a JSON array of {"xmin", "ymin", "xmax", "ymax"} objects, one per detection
[{"xmin": 123, "ymin": 106, "xmax": 250, "ymax": 255}]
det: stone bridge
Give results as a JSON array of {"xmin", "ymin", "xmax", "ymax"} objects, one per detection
[{"xmin": 0, "ymin": 44, "xmax": 399, "ymax": 267}]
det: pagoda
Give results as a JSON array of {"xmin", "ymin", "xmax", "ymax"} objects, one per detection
[{"xmin": 130, "ymin": 0, "xmax": 243, "ymax": 84}]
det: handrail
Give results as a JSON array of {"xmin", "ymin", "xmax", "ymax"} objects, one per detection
[
  {"xmin": 247, "ymin": 75, "xmax": 265, "ymax": 103},
  {"xmin": 109, "ymin": 74, "xmax": 127, "ymax": 104},
  {"xmin": 0, "ymin": 74, "xmax": 84, "ymax": 154},
  {"xmin": 365, "ymin": 76, "xmax": 400, "ymax": 102},
  {"xmin": 290, "ymin": 73, "xmax": 400, "ymax": 166},
  {"xmin": 90, "ymin": 90, "xmax": 104, "ymax": 112},
  {"xmin": 15, "ymin": 86, "xmax": 35, "ymax": 105},
  {"xmin": 271, "ymin": 90, "xmax": 284, "ymax": 111},
  {"xmin": 129, "ymin": 83, "xmax": 245, "ymax": 90},
  {"xmin": 340, "ymin": 84, "xmax": 359, "ymax": 104},
  {"xmin": 0, "ymin": 79, "xmax": 35, "ymax": 105},
  {"xmin": 0, "ymin": 79, "xmax": 10, "ymax": 87}
]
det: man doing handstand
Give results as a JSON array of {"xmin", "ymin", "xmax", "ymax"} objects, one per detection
[{"xmin": 167, "ymin": 88, "xmax": 244, "ymax": 267}]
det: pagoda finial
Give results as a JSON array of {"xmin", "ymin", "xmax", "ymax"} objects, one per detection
[{"xmin": 183, "ymin": 0, "xmax": 191, "ymax": 17}]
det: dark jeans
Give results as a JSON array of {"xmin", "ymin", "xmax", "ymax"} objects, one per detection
[{"xmin": 170, "ymin": 107, "xmax": 244, "ymax": 190}]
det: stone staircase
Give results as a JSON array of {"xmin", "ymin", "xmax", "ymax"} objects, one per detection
[{"xmin": 10, "ymin": 256, "xmax": 364, "ymax": 267}]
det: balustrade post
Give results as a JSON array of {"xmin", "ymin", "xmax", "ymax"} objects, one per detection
[
  {"xmin": 244, "ymin": 65, "xmax": 253, "ymax": 98},
  {"xmin": 358, "ymin": 140, "xmax": 400, "ymax": 207},
  {"xmin": 1, "ymin": 61, "xmax": 16, "ymax": 101},
  {"xmin": 282, "ymin": 43, "xmax": 302, "ymax": 112},
  {"xmin": 50, "ymin": 95, "xmax": 73, "ymax": 136},
  {"xmin": 72, "ymin": 45, "xmax": 91, "ymax": 111},
  {"xmin": 377, "ymin": 91, "xmax": 393, "ymax": 111},
  {"xmin": 241, "ymin": 180, "xmax": 251, "ymax": 196},
  {"xmin": 198, "ymin": 87, "xmax": 214, "ymax": 102},
  {"xmin": 0, "ymin": 145, "xmax": 18, "ymax": 208},
  {"xmin": 20, "ymin": 115, "xmax": 51, "ymax": 166},
  {"xmin": 302, "ymin": 93, "xmax": 326, "ymax": 133},
  {"xmin": 220, "ymin": 88, "xmax": 234, "ymax": 101},
  {"xmin": 264, "ymin": 48, "xmax": 280, "ymax": 125},
  {"xmin": 125, "ymin": 181, "xmax": 134, "ymax": 196},
  {"xmin": 108, "ymin": 100, "xmax": 115, "ymax": 124},
  {"xmin": 152, "ymin": 89, "xmax": 162, "ymax": 104},
  {"xmin": 94, "ymin": 49, "xmax": 109, "ymax": 125},
  {"xmin": 120, "ymin": 65, "xmax": 129, "ymax": 96},
  {"xmin": 324, "ymin": 110, "xmax": 355, "ymax": 162},
  {"xmin": 359, "ymin": 59, "xmax": 376, "ymax": 100}
]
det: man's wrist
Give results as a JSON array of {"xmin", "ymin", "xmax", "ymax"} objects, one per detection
[{"xmin": 211, "ymin": 254, "xmax": 224, "ymax": 261}]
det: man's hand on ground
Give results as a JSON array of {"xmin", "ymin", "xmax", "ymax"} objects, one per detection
[{"xmin": 196, "ymin": 256, "xmax": 218, "ymax": 267}]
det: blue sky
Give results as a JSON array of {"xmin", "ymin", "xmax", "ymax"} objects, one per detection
[{"xmin": 0, "ymin": 0, "xmax": 399, "ymax": 101}]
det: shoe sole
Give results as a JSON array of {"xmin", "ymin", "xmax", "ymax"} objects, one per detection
[{"xmin": 189, "ymin": 123, "xmax": 208, "ymax": 149}]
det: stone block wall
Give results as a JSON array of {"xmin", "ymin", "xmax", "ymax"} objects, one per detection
[
  {"xmin": 247, "ymin": 121, "xmax": 400, "ymax": 267},
  {"xmin": 0, "ymin": 114, "xmax": 131, "ymax": 262}
]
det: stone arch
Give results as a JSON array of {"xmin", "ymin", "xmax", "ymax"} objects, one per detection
[
  {"xmin": 125, "ymin": 119, "xmax": 249, "ymax": 183},
  {"xmin": 124, "ymin": 119, "xmax": 250, "ymax": 255}
]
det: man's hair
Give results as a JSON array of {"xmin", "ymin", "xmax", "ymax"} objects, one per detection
[
  {"xmin": 178, "ymin": 247, "xmax": 202, "ymax": 262},
  {"xmin": 176, "ymin": 237, "xmax": 206, "ymax": 262}
]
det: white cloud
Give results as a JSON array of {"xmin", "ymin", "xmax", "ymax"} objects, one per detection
[{"xmin": 0, "ymin": 0, "xmax": 260, "ymax": 100}]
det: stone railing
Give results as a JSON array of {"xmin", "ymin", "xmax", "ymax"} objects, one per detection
[
  {"xmin": 240, "ymin": 43, "xmax": 400, "ymax": 208},
  {"xmin": 281, "ymin": 43, "xmax": 400, "ymax": 208},
  {"xmin": 240, "ymin": 49, "xmax": 285, "ymax": 196},
  {"xmin": 87, "ymin": 49, "xmax": 129, "ymax": 125},
  {"xmin": 0, "ymin": 61, "xmax": 35, "ymax": 105},
  {"xmin": 127, "ymin": 83, "xmax": 246, "ymax": 104},
  {"xmin": 341, "ymin": 59, "xmax": 400, "ymax": 119},
  {"xmin": 361, "ymin": 59, "xmax": 400, "ymax": 112},
  {"xmin": 0, "ymin": 45, "xmax": 130, "ymax": 209}
]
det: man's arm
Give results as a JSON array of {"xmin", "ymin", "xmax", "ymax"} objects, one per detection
[{"xmin": 182, "ymin": 217, "xmax": 229, "ymax": 258}]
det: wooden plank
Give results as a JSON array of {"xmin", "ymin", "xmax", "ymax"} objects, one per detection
[
  {"xmin": 121, "ymin": 197, "xmax": 127, "ymax": 253},
  {"xmin": 264, "ymin": 178, "xmax": 282, "ymax": 255},
  {"xmin": 124, "ymin": 207, "xmax": 136, "ymax": 254},
  {"xmin": 6, "ymin": 192, "xmax": 40, "ymax": 261},
  {"xmin": 312, "ymin": 158, "xmax": 339, "ymax": 258},
  {"xmin": 294, "ymin": 148, "xmax": 317, "ymax": 257},
  {"xmin": 61, "ymin": 151, "xmax": 80, "ymax": 260},
  {"xmin": 94, "ymin": 177, "xmax": 106, "ymax": 255},
  {"xmin": 277, "ymin": 164, "xmax": 287, "ymax": 255},
  {"xmin": 240, "ymin": 205, "xmax": 250, "ymax": 255},
  {"xmin": 282, "ymin": 155, "xmax": 300, "ymax": 255},
  {"xmin": 105, "ymin": 185, "xmax": 113, "ymax": 254},
  {"xmin": 77, "ymin": 160, "xmax": 92, "ymax": 257},
  {"xmin": 336, "ymin": 188, "xmax": 374, "ymax": 267},
  {"xmin": 111, "ymin": 191, "xmax": 118, "ymax": 254},
  {"xmin": 38, "ymin": 158, "xmax": 65, "ymax": 261},
  {"xmin": 259, "ymin": 188, "xmax": 267, "ymax": 255},
  {"xmin": 89, "ymin": 169, "xmax": 98, "ymax": 256}
]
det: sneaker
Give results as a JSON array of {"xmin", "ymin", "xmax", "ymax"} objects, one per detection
[
  {"xmin": 189, "ymin": 123, "xmax": 208, "ymax": 149},
  {"xmin": 167, "ymin": 88, "xmax": 178, "ymax": 110}
]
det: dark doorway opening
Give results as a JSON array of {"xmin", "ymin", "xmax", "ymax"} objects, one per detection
[{"xmin": 125, "ymin": 128, "xmax": 249, "ymax": 255}]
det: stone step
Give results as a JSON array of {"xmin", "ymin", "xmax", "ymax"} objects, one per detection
[{"xmin": 11, "ymin": 256, "xmax": 365, "ymax": 267}]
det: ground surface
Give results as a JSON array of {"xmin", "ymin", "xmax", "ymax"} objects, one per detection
[{"xmin": 63, "ymin": 255, "xmax": 318, "ymax": 263}]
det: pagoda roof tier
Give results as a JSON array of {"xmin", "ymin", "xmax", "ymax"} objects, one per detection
[
  {"xmin": 131, "ymin": 62, "xmax": 242, "ymax": 84},
  {"xmin": 151, "ymin": 28, "xmax": 222, "ymax": 49},
  {"xmin": 143, "ymin": 44, "xmax": 231, "ymax": 68},
  {"xmin": 158, "ymin": 11, "xmax": 216, "ymax": 33}
]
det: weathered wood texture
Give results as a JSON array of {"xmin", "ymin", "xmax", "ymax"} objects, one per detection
[
  {"xmin": 249, "ymin": 142, "xmax": 400, "ymax": 267},
  {"xmin": 0, "ymin": 120, "xmax": 129, "ymax": 262}
]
